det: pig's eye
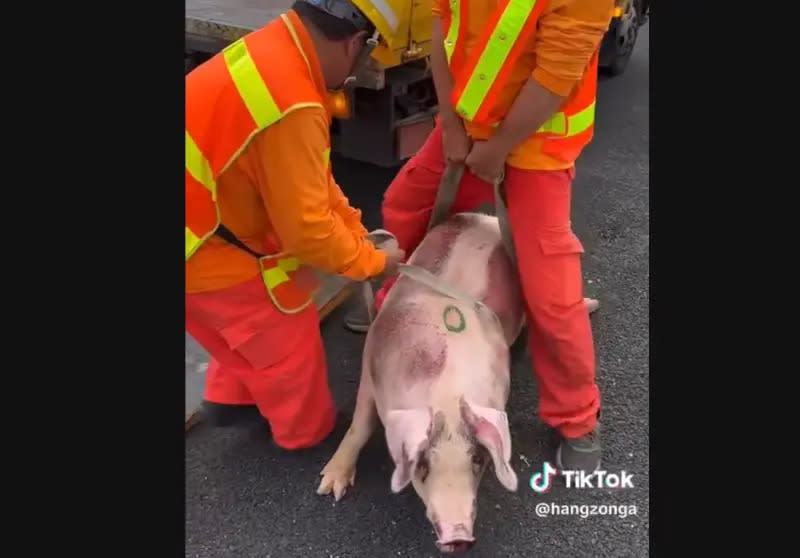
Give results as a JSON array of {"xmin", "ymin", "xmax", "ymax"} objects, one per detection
[{"xmin": 472, "ymin": 451, "xmax": 485, "ymax": 467}]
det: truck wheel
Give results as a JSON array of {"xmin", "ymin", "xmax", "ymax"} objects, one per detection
[{"xmin": 600, "ymin": 0, "xmax": 641, "ymax": 76}]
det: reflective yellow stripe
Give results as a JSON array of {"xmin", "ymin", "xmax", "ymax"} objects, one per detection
[
  {"xmin": 185, "ymin": 227, "xmax": 201, "ymax": 259},
  {"xmin": 261, "ymin": 258, "xmax": 300, "ymax": 288},
  {"xmin": 323, "ymin": 147, "xmax": 331, "ymax": 166},
  {"xmin": 185, "ymin": 130, "xmax": 217, "ymax": 200},
  {"xmin": 538, "ymin": 112, "xmax": 567, "ymax": 135},
  {"xmin": 444, "ymin": 0, "xmax": 460, "ymax": 64},
  {"xmin": 567, "ymin": 101, "xmax": 595, "ymax": 136},
  {"xmin": 223, "ymin": 39, "xmax": 282, "ymax": 129},
  {"xmin": 533, "ymin": 101, "xmax": 594, "ymax": 137},
  {"xmin": 455, "ymin": 0, "xmax": 538, "ymax": 121},
  {"xmin": 263, "ymin": 266, "xmax": 290, "ymax": 289},
  {"xmin": 491, "ymin": 102, "xmax": 593, "ymax": 137},
  {"xmin": 278, "ymin": 257, "xmax": 300, "ymax": 273}
]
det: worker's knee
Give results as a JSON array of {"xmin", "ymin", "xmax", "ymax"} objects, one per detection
[
  {"xmin": 382, "ymin": 129, "xmax": 445, "ymax": 212},
  {"xmin": 270, "ymin": 402, "xmax": 337, "ymax": 451},
  {"xmin": 383, "ymin": 160, "xmax": 442, "ymax": 213}
]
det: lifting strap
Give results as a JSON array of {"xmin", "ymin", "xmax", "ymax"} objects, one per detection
[
  {"xmin": 359, "ymin": 229, "xmax": 503, "ymax": 331},
  {"xmin": 428, "ymin": 162, "xmax": 518, "ymax": 267},
  {"xmin": 359, "ymin": 163, "xmax": 513, "ymax": 330},
  {"xmin": 425, "ymin": 163, "xmax": 600, "ymax": 317}
]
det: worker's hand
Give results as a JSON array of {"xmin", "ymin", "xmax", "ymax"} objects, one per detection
[
  {"xmin": 379, "ymin": 247, "xmax": 406, "ymax": 278},
  {"xmin": 440, "ymin": 113, "xmax": 471, "ymax": 164},
  {"xmin": 465, "ymin": 140, "xmax": 507, "ymax": 185}
]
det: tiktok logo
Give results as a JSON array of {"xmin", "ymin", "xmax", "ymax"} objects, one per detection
[{"xmin": 529, "ymin": 461, "xmax": 559, "ymax": 493}]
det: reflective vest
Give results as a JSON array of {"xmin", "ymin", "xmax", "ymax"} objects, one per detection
[
  {"xmin": 185, "ymin": 10, "xmax": 325, "ymax": 314},
  {"xmin": 442, "ymin": 0, "xmax": 599, "ymax": 163}
]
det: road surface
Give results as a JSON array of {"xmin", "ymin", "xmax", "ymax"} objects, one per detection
[{"xmin": 186, "ymin": 25, "xmax": 649, "ymax": 558}]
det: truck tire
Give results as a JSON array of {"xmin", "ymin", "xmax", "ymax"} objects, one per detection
[{"xmin": 599, "ymin": 0, "xmax": 642, "ymax": 77}]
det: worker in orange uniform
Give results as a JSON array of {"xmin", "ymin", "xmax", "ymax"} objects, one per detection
[
  {"xmin": 185, "ymin": 0, "xmax": 405, "ymax": 450},
  {"xmin": 346, "ymin": 0, "xmax": 615, "ymax": 473}
]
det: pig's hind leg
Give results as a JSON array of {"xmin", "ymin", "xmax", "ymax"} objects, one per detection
[{"xmin": 317, "ymin": 356, "xmax": 378, "ymax": 501}]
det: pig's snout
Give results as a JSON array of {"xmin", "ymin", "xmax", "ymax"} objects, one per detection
[{"xmin": 435, "ymin": 523, "xmax": 475, "ymax": 554}]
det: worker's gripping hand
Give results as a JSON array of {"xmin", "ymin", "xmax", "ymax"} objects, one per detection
[
  {"xmin": 379, "ymin": 247, "xmax": 406, "ymax": 278},
  {"xmin": 440, "ymin": 113, "xmax": 471, "ymax": 164},
  {"xmin": 465, "ymin": 140, "xmax": 507, "ymax": 186},
  {"xmin": 363, "ymin": 229, "xmax": 405, "ymax": 279}
]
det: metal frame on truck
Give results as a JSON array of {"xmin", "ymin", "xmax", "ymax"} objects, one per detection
[{"xmin": 599, "ymin": 0, "xmax": 649, "ymax": 76}]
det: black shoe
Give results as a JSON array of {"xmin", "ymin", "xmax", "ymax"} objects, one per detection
[{"xmin": 201, "ymin": 401, "xmax": 263, "ymax": 428}]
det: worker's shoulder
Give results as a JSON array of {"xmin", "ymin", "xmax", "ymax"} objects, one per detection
[
  {"xmin": 229, "ymin": 102, "xmax": 329, "ymax": 182},
  {"xmin": 247, "ymin": 104, "xmax": 329, "ymax": 151},
  {"xmin": 268, "ymin": 103, "xmax": 329, "ymax": 134}
]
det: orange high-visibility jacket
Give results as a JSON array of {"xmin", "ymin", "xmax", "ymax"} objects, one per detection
[
  {"xmin": 442, "ymin": 0, "xmax": 601, "ymax": 165},
  {"xmin": 185, "ymin": 11, "xmax": 332, "ymax": 314}
]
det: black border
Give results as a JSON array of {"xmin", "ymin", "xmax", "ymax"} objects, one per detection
[
  {"xmin": 649, "ymin": 3, "xmax": 767, "ymax": 554},
  {"xmin": 26, "ymin": 3, "xmax": 186, "ymax": 554},
  {"xmin": 29, "ymin": 0, "xmax": 769, "ymax": 554}
]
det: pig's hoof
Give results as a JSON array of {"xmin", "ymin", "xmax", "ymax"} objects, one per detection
[
  {"xmin": 317, "ymin": 464, "xmax": 356, "ymax": 502},
  {"xmin": 584, "ymin": 297, "xmax": 600, "ymax": 314}
]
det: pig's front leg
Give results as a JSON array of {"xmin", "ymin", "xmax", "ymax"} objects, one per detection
[{"xmin": 317, "ymin": 358, "xmax": 378, "ymax": 501}]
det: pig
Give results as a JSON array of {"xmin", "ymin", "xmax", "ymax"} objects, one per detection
[{"xmin": 317, "ymin": 211, "xmax": 526, "ymax": 553}]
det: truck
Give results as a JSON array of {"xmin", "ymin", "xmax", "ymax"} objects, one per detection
[
  {"xmin": 185, "ymin": 0, "xmax": 648, "ymax": 168},
  {"xmin": 599, "ymin": 0, "xmax": 649, "ymax": 76}
]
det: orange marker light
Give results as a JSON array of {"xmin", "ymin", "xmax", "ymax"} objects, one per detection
[{"xmin": 327, "ymin": 90, "xmax": 351, "ymax": 119}]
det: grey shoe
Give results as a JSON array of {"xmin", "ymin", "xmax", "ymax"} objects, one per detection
[
  {"xmin": 556, "ymin": 423, "xmax": 602, "ymax": 473},
  {"xmin": 343, "ymin": 299, "xmax": 372, "ymax": 333}
]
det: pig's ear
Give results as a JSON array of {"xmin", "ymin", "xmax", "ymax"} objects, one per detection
[
  {"xmin": 385, "ymin": 408, "xmax": 432, "ymax": 493},
  {"xmin": 459, "ymin": 396, "xmax": 518, "ymax": 492}
]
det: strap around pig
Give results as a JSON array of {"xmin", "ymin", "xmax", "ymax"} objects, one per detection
[
  {"xmin": 428, "ymin": 162, "xmax": 518, "ymax": 267},
  {"xmin": 396, "ymin": 263, "xmax": 502, "ymax": 332},
  {"xmin": 357, "ymin": 229, "xmax": 503, "ymax": 332}
]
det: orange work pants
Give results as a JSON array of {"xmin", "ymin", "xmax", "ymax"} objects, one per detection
[
  {"xmin": 185, "ymin": 275, "xmax": 336, "ymax": 449},
  {"xmin": 378, "ymin": 125, "xmax": 600, "ymax": 438}
]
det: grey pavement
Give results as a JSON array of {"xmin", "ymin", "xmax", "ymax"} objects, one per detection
[{"xmin": 186, "ymin": 24, "xmax": 649, "ymax": 558}]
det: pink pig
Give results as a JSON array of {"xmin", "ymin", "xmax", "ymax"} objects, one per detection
[{"xmin": 317, "ymin": 212, "xmax": 526, "ymax": 553}]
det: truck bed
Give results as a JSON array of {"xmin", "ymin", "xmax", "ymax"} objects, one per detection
[{"xmin": 186, "ymin": 0, "xmax": 293, "ymax": 45}]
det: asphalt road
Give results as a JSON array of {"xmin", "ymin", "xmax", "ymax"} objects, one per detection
[{"xmin": 186, "ymin": 24, "xmax": 649, "ymax": 558}]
